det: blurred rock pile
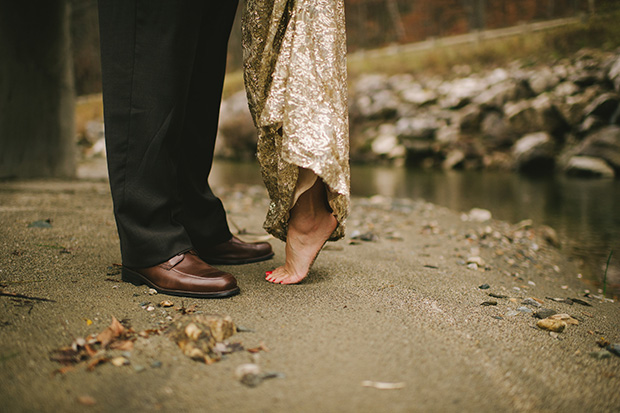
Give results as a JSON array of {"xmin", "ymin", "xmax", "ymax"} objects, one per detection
[
  {"xmin": 349, "ymin": 48, "xmax": 620, "ymax": 178},
  {"xmin": 81, "ymin": 48, "xmax": 620, "ymax": 179},
  {"xmin": 215, "ymin": 48, "xmax": 620, "ymax": 178}
]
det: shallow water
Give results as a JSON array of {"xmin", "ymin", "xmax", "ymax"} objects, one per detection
[{"xmin": 210, "ymin": 160, "xmax": 620, "ymax": 296}]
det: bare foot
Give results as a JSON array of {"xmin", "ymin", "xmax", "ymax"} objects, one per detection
[{"xmin": 265, "ymin": 178, "xmax": 337, "ymax": 284}]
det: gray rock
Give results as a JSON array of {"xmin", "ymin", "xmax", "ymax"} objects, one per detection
[
  {"xmin": 577, "ymin": 116, "xmax": 604, "ymax": 135},
  {"xmin": 534, "ymin": 308, "xmax": 557, "ymax": 319},
  {"xmin": 517, "ymin": 306, "xmax": 533, "ymax": 314},
  {"xmin": 216, "ymin": 91, "xmax": 257, "ymax": 160},
  {"xmin": 530, "ymin": 94, "xmax": 570, "ymax": 137},
  {"xmin": 505, "ymin": 95, "xmax": 568, "ymax": 137},
  {"xmin": 458, "ymin": 105, "xmax": 483, "ymax": 133},
  {"xmin": 442, "ymin": 150, "xmax": 465, "ymax": 170},
  {"xmin": 565, "ymin": 156, "xmax": 615, "ymax": 178},
  {"xmin": 528, "ymin": 67, "xmax": 560, "ymax": 95},
  {"xmin": 481, "ymin": 111, "xmax": 513, "ymax": 148},
  {"xmin": 512, "ymin": 132, "xmax": 556, "ymax": 172},
  {"xmin": 371, "ymin": 124, "xmax": 399, "ymax": 156},
  {"xmin": 552, "ymin": 81, "xmax": 579, "ymax": 98},
  {"xmin": 396, "ymin": 117, "xmax": 440, "ymax": 140},
  {"xmin": 583, "ymin": 93, "xmax": 620, "ymax": 122},
  {"xmin": 473, "ymin": 80, "xmax": 531, "ymax": 109},
  {"xmin": 521, "ymin": 297, "xmax": 543, "ymax": 308},
  {"xmin": 577, "ymin": 125, "xmax": 620, "ymax": 171},
  {"xmin": 609, "ymin": 56, "xmax": 620, "ymax": 92},
  {"xmin": 400, "ymin": 85, "xmax": 438, "ymax": 106}
]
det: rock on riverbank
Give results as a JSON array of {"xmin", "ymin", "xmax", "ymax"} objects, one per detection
[{"xmin": 215, "ymin": 48, "xmax": 620, "ymax": 179}]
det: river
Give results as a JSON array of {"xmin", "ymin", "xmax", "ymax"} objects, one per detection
[{"xmin": 210, "ymin": 160, "xmax": 620, "ymax": 297}]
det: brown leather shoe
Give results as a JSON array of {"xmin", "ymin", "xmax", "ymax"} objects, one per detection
[
  {"xmin": 122, "ymin": 250, "xmax": 240, "ymax": 298},
  {"xmin": 199, "ymin": 236, "xmax": 274, "ymax": 265}
]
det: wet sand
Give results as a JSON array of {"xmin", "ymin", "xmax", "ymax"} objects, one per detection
[{"xmin": 1, "ymin": 178, "xmax": 618, "ymax": 412}]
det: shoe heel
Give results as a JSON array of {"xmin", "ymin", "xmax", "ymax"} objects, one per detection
[{"xmin": 121, "ymin": 267, "xmax": 144, "ymax": 286}]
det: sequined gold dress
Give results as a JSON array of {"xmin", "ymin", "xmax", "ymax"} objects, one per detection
[{"xmin": 242, "ymin": 0, "xmax": 350, "ymax": 242}]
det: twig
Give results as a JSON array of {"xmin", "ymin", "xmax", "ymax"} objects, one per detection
[{"xmin": 0, "ymin": 291, "xmax": 56, "ymax": 302}]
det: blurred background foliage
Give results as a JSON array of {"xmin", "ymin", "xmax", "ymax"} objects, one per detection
[{"xmin": 70, "ymin": 0, "xmax": 620, "ymax": 96}]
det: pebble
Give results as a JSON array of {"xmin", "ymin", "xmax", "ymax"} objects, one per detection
[
  {"xmin": 467, "ymin": 263, "xmax": 479, "ymax": 270},
  {"xmin": 589, "ymin": 350, "xmax": 612, "ymax": 360},
  {"xmin": 148, "ymin": 288, "xmax": 158, "ymax": 295},
  {"xmin": 504, "ymin": 310, "xmax": 520, "ymax": 317},
  {"xmin": 467, "ymin": 256, "xmax": 485, "ymax": 266},
  {"xmin": 536, "ymin": 318, "xmax": 567, "ymax": 332},
  {"xmin": 480, "ymin": 301, "xmax": 497, "ymax": 306},
  {"xmin": 534, "ymin": 309, "xmax": 557, "ymax": 319},
  {"xmin": 521, "ymin": 298, "xmax": 542, "ymax": 308},
  {"xmin": 133, "ymin": 364, "xmax": 146, "ymax": 373},
  {"xmin": 110, "ymin": 357, "xmax": 129, "ymax": 367},
  {"xmin": 468, "ymin": 208, "xmax": 492, "ymax": 222},
  {"xmin": 608, "ymin": 344, "xmax": 620, "ymax": 357},
  {"xmin": 517, "ymin": 306, "xmax": 533, "ymax": 314},
  {"xmin": 548, "ymin": 313, "xmax": 579, "ymax": 325},
  {"xmin": 478, "ymin": 283, "xmax": 490, "ymax": 290},
  {"xmin": 151, "ymin": 360, "xmax": 163, "ymax": 368},
  {"xmin": 489, "ymin": 293, "xmax": 508, "ymax": 299}
]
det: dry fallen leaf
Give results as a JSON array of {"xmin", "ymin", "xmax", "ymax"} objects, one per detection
[
  {"xmin": 77, "ymin": 395, "xmax": 96, "ymax": 406},
  {"xmin": 86, "ymin": 356, "xmax": 109, "ymax": 371},
  {"xmin": 96, "ymin": 316, "xmax": 126, "ymax": 349}
]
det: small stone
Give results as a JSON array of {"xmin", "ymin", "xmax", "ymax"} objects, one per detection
[
  {"xmin": 517, "ymin": 306, "xmax": 533, "ymax": 314},
  {"xmin": 480, "ymin": 301, "xmax": 498, "ymax": 306},
  {"xmin": 536, "ymin": 318, "xmax": 567, "ymax": 332},
  {"xmin": 468, "ymin": 208, "xmax": 492, "ymax": 222},
  {"xmin": 607, "ymin": 344, "xmax": 620, "ymax": 357},
  {"xmin": 148, "ymin": 288, "xmax": 158, "ymax": 295},
  {"xmin": 505, "ymin": 310, "xmax": 520, "ymax": 317},
  {"xmin": 549, "ymin": 332, "xmax": 560, "ymax": 339},
  {"xmin": 467, "ymin": 263, "xmax": 479, "ymax": 270},
  {"xmin": 467, "ymin": 257, "xmax": 485, "ymax": 266},
  {"xmin": 489, "ymin": 293, "xmax": 508, "ymax": 299},
  {"xmin": 133, "ymin": 364, "xmax": 146, "ymax": 373},
  {"xmin": 478, "ymin": 283, "xmax": 490, "ymax": 290},
  {"xmin": 521, "ymin": 298, "xmax": 542, "ymax": 308},
  {"xmin": 146, "ymin": 305, "xmax": 155, "ymax": 312},
  {"xmin": 235, "ymin": 363, "xmax": 262, "ymax": 387},
  {"xmin": 110, "ymin": 357, "xmax": 129, "ymax": 367},
  {"xmin": 159, "ymin": 300, "xmax": 174, "ymax": 308},
  {"xmin": 151, "ymin": 360, "xmax": 163, "ymax": 368},
  {"xmin": 535, "ymin": 309, "xmax": 557, "ymax": 319},
  {"xmin": 589, "ymin": 350, "xmax": 612, "ymax": 360},
  {"xmin": 28, "ymin": 219, "xmax": 52, "ymax": 228},
  {"xmin": 548, "ymin": 313, "xmax": 579, "ymax": 325}
]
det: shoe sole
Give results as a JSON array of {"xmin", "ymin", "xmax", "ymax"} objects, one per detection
[
  {"xmin": 121, "ymin": 267, "xmax": 240, "ymax": 299},
  {"xmin": 202, "ymin": 252, "xmax": 275, "ymax": 266}
]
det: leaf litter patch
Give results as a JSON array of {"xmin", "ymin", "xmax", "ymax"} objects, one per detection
[{"xmin": 50, "ymin": 313, "xmax": 282, "ymax": 386}]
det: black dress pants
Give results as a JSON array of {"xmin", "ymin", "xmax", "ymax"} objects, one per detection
[{"xmin": 98, "ymin": 1, "xmax": 237, "ymax": 268}]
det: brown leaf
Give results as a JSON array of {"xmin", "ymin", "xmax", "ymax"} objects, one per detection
[
  {"xmin": 109, "ymin": 339, "xmax": 134, "ymax": 351},
  {"xmin": 247, "ymin": 342, "xmax": 269, "ymax": 353},
  {"xmin": 86, "ymin": 356, "xmax": 109, "ymax": 371},
  {"xmin": 49, "ymin": 347, "xmax": 88, "ymax": 365},
  {"xmin": 138, "ymin": 329, "xmax": 161, "ymax": 338},
  {"xmin": 77, "ymin": 395, "xmax": 96, "ymax": 406},
  {"xmin": 51, "ymin": 365, "xmax": 75, "ymax": 376},
  {"xmin": 96, "ymin": 316, "xmax": 125, "ymax": 349}
]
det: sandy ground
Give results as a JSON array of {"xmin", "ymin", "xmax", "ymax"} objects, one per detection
[{"xmin": 1, "ymin": 175, "xmax": 619, "ymax": 413}]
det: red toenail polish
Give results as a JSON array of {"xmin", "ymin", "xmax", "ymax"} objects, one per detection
[{"xmin": 265, "ymin": 271, "xmax": 272, "ymax": 276}]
